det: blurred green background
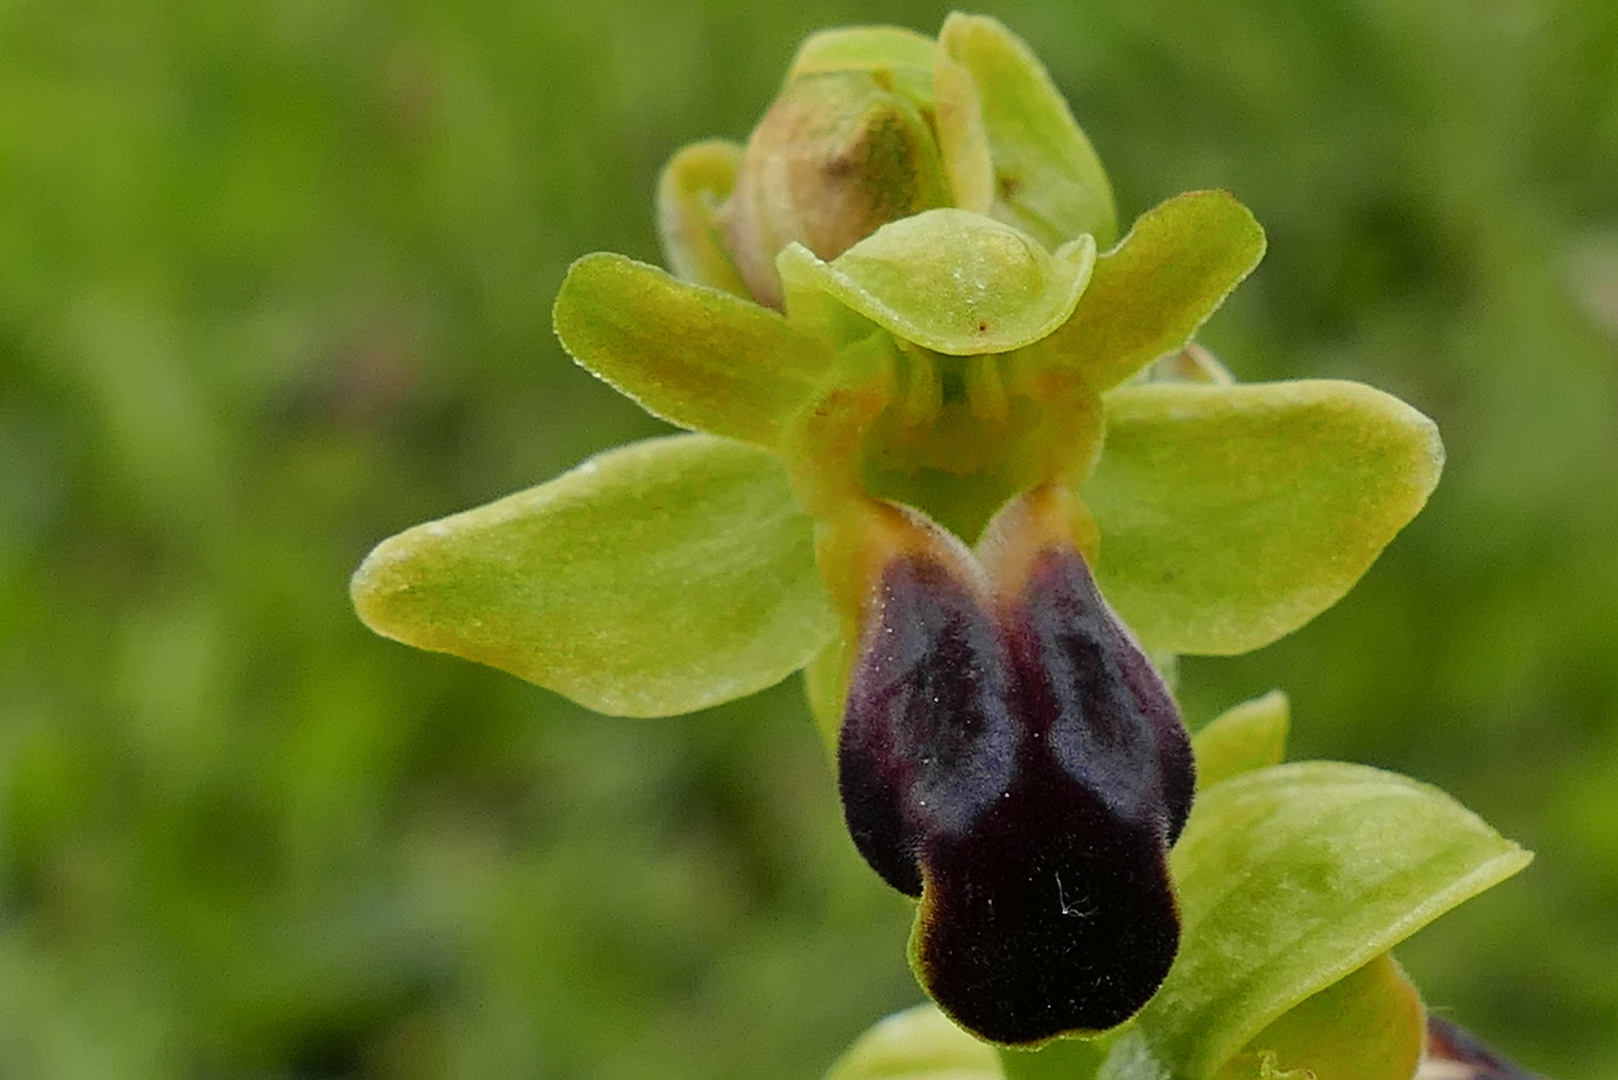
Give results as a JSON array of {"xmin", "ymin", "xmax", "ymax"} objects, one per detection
[{"xmin": 2, "ymin": 0, "xmax": 1615, "ymax": 1077}]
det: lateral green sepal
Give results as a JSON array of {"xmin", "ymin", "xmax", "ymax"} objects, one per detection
[
  {"xmin": 1082, "ymin": 380, "xmax": 1444, "ymax": 655},
  {"xmin": 351, "ymin": 434, "xmax": 833, "ymax": 717}
]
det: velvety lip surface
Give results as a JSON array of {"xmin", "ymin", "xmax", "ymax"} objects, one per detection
[{"xmin": 837, "ymin": 501, "xmax": 1193, "ymax": 1045}]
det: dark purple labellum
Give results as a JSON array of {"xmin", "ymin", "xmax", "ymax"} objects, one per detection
[{"xmin": 836, "ymin": 494, "xmax": 1194, "ymax": 1046}]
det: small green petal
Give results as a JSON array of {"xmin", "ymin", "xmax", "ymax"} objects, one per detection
[
  {"xmin": 1083, "ymin": 380, "xmax": 1444, "ymax": 656},
  {"xmin": 824, "ymin": 1003, "xmax": 1002, "ymax": 1080},
  {"xmin": 1216, "ymin": 955, "xmax": 1424, "ymax": 1080},
  {"xmin": 657, "ymin": 139, "xmax": 752, "ymax": 297},
  {"xmin": 1111, "ymin": 761, "xmax": 1530, "ymax": 1080},
  {"xmin": 553, "ymin": 252, "xmax": 835, "ymax": 448},
  {"xmin": 938, "ymin": 13, "xmax": 1116, "ymax": 248},
  {"xmin": 779, "ymin": 209, "xmax": 1096, "ymax": 355},
  {"xmin": 1193, "ymin": 690, "xmax": 1290, "ymax": 790},
  {"xmin": 351, "ymin": 434, "xmax": 834, "ymax": 718},
  {"xmin": 1041, "ymin": 191, "xmax": 1266, "ymax": 392}
]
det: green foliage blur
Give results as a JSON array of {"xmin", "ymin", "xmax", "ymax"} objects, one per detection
[{"xmin": 2, "ymin": 0, "xmax": 1614, "ymax": 1077}]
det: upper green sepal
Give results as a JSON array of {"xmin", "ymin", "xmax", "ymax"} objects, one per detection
[
  {"xmin": 553, "ymin": 252, "xmax": 835, "ymax": 448},
  {"xmin": 779, "ymin": 208, "xmax": 1096, "ymax": 355},
  {"xmin": 350, "ymin": 434, "xmax": 834, "ymax": 717},
  {"xmin": 1083, "ymin": 379, "xmax": 1445, "ymax": 655}
]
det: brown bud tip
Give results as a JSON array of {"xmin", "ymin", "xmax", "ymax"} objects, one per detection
[{"xmin": 727, "ymin": 71, "xmax": 950, "ymax": 307}]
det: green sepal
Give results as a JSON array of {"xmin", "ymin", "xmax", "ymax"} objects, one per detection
[
  {"xmin": 553, "ymin": 252, "xmax": 836, "ymax": 448},
  {"xmin": 1193, "ymin": 690, "xmax": 1290, "ymax": 790},
  {"xmin": 1215, "ymin": 954, "xmax": 1424, "ymax": 1080},
  {"xmin": 657, "ymin": 139, "xmax": 752, "ymax": 297},
  {"xmin": 1039, "ymin": 191, "xmax": 1266, "ymax": 392},
  {"xmin": 1102, "ymin": 761, "xmax": 1531, "ymax": 1080},
  {"xmin": 1082, "ymin": 380, "xmax": 1444, "ymax": 656},
  {"xmin": 823, "ymin": 1003, "xmax": 1002, "ymax": 1080},
  {"xmin": 778, "ymin": 208, "xmax": 1096, "ymax": 356},
  {"xmin": 350, "ymin": 434, "xmax": 834, "ymax": 718},
  {"xmin": 938, "ymin": 13, "xmax": 1116, "ymax": 248}
]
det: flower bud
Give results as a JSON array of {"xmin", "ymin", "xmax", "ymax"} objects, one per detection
[
  {"xmin": 658, "ymin": 17, "xmax": 1118, "ymax": 306},
  {"xmin": 726, "ymin": 70, "xmax": 952, "ymax": 308}
]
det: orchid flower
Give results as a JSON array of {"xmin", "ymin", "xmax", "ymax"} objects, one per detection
[{"xmin": 351, "ymin": 14, "xmax": 1529, "ymax": 1073}]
